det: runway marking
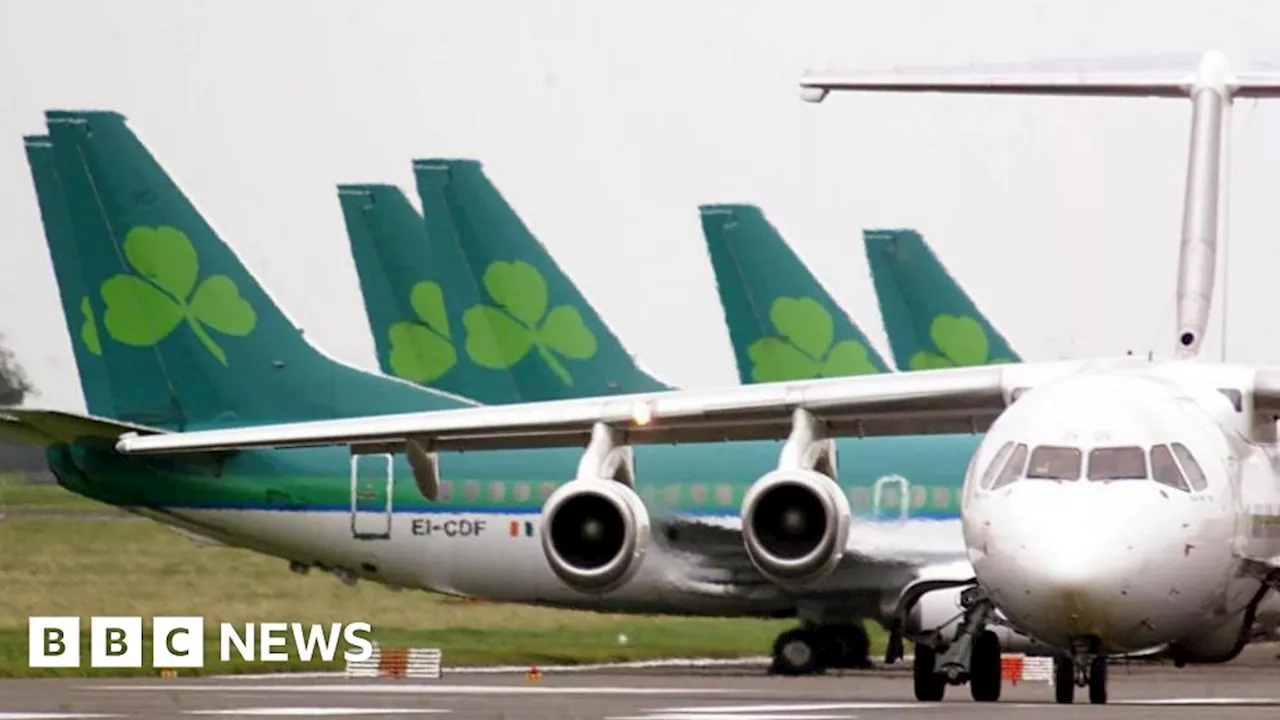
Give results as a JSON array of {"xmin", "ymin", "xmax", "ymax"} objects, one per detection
[
  {"xmin": 1117, "ymin": 698, "xmax": 1280, "ymax": 706},
  {"xmin": 0, "ymin": 715, "xmax": 122, "ymax": 720},
  {"xmin": 608, "ymin": 714, "xmax": 856, "ymax": 720},
  {"xmin": 183, "ymin": 709, "xmax": 449, "ymax": 716},
  {"xmin": 646, "ymin": 703, "xmax": 944, "ymax": 713},
  {"xmin": 95, "ymin": 683, "xmax": 744, "ymax": 696}
]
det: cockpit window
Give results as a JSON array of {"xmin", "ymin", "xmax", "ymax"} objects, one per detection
[
  {"xmin": 1150, "ymin": 445, "xmax": 1191, "ymax": 492},
  {"xmin": 978, "ymin": 441, "xmax": 1014, "ymax": 490},
  {"xmin": 1087, "ymin": 446, "xmax": 1147, "ymax": 481},
  {"xmin": 990, "ymin": 443, "xmax": 1028, "ymax": 490},
  {"xmin": 1026, "ymin": 446, "xmax": 1082, "ymax": 480},
  {"xmin": 1171, "ymin": 443, "xmax": 1209, "ymax": 491}
]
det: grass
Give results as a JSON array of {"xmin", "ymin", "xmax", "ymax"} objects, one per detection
[
  {"xmin": 0, "ymin": 512, "xmax": 885, "ymax": 677},
  {"xmin": 0, "ymin": 474, "xmax": 110, "ymax": 512}
]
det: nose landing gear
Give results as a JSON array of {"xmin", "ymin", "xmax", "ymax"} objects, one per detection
[
  {"xmin": 1052, "ymin": 640, "xmax": 1108, "ymax": 704},
  {"xmin": 910, "ymin": 586, "xmax": 1004, "ymax": 702}
]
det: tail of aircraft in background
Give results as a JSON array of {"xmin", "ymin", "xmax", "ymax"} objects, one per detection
[
  {"xmin": 395, "ymin": 159, "xmax": 671, "ymax": 400},
  {"xmin": 24, "ymin": 111, "xmax": 466, "ymax": 434},
  {"xmin": 698, "ymin": 204, "xmax": 890, "ymax": 384},
  {"xmin": 863, "ymin": 229, "xmax": 1021, "ymax": 371}
]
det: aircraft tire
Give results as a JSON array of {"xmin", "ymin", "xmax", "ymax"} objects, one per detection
[
  {"xmin": 969, "ymin": 630, "xmax": 1003, "ymax": 702},
  {"xmin": 1088, "ymin": 656, "xmax": 1108, "ymax": 704},
  {"xmin": 819, "ymin": 623, "xmax": 871, "ymax": 669},
  {"xmin": 770, "ymin": 627, "xmax": 822, "ymax": 676},
  {"xmin": 1053, "ymin": 656, "xmax": 1075, "ymax": 704},
  {"xmin": 912, "ymin": 644, "xmax": 946, "ymax": 702}
]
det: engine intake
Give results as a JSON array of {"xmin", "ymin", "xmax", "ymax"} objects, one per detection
[
  {"xmin": 741, "ymin": 468, "xmax": 850, "ymax": 588},
  {"xmin": 540, "ymin": 478, "xmax": 650, "ymax": 594}
]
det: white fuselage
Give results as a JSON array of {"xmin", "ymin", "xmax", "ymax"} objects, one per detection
[{"xmin": 962, "ymin": 363, "xmax": 1280, "ymax": 658}]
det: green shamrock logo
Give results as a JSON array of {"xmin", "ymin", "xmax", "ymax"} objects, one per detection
[
  {"xmin": 747, "ymin": 296, "xmax": 878, "ymax": 382},
  {"xmin": 100, "ymin": 226, "xmax": 257, "ymax": 366},
  {"xmin": 908, "ymin": 314, "xmax": 1014, "ymax": 369},
  {"xmin": 388, "ymin": 281, "xmax": 457, "ymax": 382},
  {"xmin": 462, "ymin": 260, "xmax": 597, "ymax": 385},
  {"xmin": 79, "ymin": 296, "xmax": 102, "ymax": 356}
]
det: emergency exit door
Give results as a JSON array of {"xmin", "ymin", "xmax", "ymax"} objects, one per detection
[{"xmin": 350, "ymin": 453, "xmax": 393, "ymax": 540}]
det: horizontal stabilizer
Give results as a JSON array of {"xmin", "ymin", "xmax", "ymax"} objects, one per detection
[
  {"xmin": 799, "ymin": 51, "xmax": 1280, "ymax": 102},
  {"xmin": 0, "ymin": 408, "xmax": 168, "ymax": 447}
]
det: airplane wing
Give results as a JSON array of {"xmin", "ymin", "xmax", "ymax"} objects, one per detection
[
  {"xmin": 114, "ymin": 364, "xmax": 1032, "ymax": 456},
  {"xmin": 0, "ymin": 408, "xmax": 168, "ymax": 447}
]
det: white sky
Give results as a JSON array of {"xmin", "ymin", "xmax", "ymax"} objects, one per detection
[{"xmin": 4, "ymin": 0, "xmax": 1280, "ymax": 411}]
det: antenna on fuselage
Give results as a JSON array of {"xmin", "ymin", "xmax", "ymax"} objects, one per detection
[{"xmin": 798, "ymin": 51, "xmax": 1280, "ymax": 361}]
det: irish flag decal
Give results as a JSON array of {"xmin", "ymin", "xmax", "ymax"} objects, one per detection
[{"xmin": 509, "ymin": 520, "xmax": 535, "ymax": 537}]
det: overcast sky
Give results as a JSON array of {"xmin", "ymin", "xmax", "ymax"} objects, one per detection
[{"xmin": 4, "ymin": 0, "xmax": 1280, "ymax": 411}]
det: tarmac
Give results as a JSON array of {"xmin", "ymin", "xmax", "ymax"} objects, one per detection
[{"xmin": 4, "ymin": 644, "xmax": 1280, "ymax": 719}]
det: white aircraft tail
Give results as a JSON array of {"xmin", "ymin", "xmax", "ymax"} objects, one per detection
[{"xmin": 800, "ymin": 51, "xmax": 1280, "ymax": 360}]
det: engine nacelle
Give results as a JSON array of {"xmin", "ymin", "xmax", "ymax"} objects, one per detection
[
  {"xmin": 540, "ymin": 478, "xmax": 651, "ymax": 594},
  {"xmin": 909, "ymin": 585, "xmax": 1050, "ymax": 655},
  {"xmin": 741, "ymin": 467, "xmax": 850, "ymax": 588}
]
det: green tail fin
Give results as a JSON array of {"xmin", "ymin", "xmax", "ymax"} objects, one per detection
[
  {"xmin": 864, "ymin": 229, "xmax": 1021, "ymax": 370},
  {"xmin": 39, "ymin": 110, "xmax": 469, "ymax": 430},
  {"xmin": 699, "ymin": 204, "xmax": 889, "ymax": 383},
  {"xmin": 409, "ymin": 158, "xmax": 670, "ymax": 397},
  {"xmin": 22, "ymin": 135, "xmax": 117, "ymax": 418},
  {"xmin": 339, "ymin": 183, "xmax": 524, "ymax": 403}
]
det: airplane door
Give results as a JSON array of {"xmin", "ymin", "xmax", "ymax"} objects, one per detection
[
  {"xmin": 350, "ymin": 453, "xmax": 393, "ymax": 540},
  {"xmin": 873, "ymin": 474, "xmax": 910, "ymax": 521}
]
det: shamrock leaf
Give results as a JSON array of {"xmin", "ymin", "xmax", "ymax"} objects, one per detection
[
  {"xmin": 907, "ymin": 314, "xmax": 1003, "ymax": 370},
  {"xmin": 747, "ymin": 296, "xmax": 878, "ymax": 381},
  {"xmin": 386, "ymin": 281, "xmax": 457, "ymax": 383},
  {"xmin": 388, "ymin": 322, "xmax": 457, "ymax": 382},
  {"xmin": 79, "ymin": 297, "xmax": 102, "ymax": 356},
  {"xmin": 461, "ymin": 260, "xmax": 598, "ymax": 385},
  {"xmin": 100, "ymin": 226, "xmax": 257, "ymax": 366}
]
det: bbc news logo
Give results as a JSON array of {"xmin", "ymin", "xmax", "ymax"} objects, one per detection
[{"xmin": 29, "ymin": 616, "xmax": 374, "ymax": 668}]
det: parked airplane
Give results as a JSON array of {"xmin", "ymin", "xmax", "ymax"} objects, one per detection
[
  {"xmin": 697, "ymin": 204, "xmax": 892, "ymax": 383},
  {"xmin": 863, "ymin": 230, "xmax": 1022, "ymax": 369},
  {"xmin": 114, "ymin": 51, "xmax": 1280, "ymax": 705},
  {"xmin": 12, "ymin": 110, "xmax": 1046, "ymax": 679}
]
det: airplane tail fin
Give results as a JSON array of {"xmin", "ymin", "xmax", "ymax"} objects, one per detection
[
  {"xmin": 34, "ymin": 110, "xmax": 468, "ymax": 431},
  {"xmin": 864, "ymin": 229, "xmax": 1020, "ymax": 370},
  {"xmin": 698, "ymin": 204, "xmax": 889, "ymax": 383},
  {"xmin": 410, "ymin": 158, "xmax": 670, "ymax": 397},
  {"xmin": 338, "ymin": 183, "xmax": 521, "ymax": 403}
]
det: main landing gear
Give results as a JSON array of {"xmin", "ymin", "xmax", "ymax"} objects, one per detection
[
  {"xmin": 911, "ymin": 586, "xmax": 1003, "ymax": 703},
  {"xmin": 769, "ymin": 622, "xmax": 873, "ymax": 675},
  {"xmin": 1052, "ymin": 641, "xmax": 1108, "ymax": 704}
]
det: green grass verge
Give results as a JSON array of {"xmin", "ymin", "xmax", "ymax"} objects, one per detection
[
  {"xmin": 0, "ymin": 474, "xmax": 110, "ymax": 512},
  {"xmin": 0, "ymin": 514, "xmax": 885, "ymax": 677}
]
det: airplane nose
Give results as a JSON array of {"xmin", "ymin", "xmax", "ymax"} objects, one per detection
[{"xmin": 984, "ymin": 485, "xmax": 1151, "ymax": 647}]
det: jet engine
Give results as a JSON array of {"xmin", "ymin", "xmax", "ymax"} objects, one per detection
[
  {"xmin": 741, "ymin": 467, "xmax": 851, "ymax": 588},
  {"xmin": 540, "ymin": 478, "xmax": 651, "ymax": 594}
]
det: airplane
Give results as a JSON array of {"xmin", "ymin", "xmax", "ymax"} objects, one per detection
[
  {"xmin": 338, "ymin": 161, "xmax": 670, "ymax": 404},
  {"xmin": 13, "ymin": 110, "xmax": 1047, "ymax": 680},
  {"xmin": 697, "ymin": 203, "xmax": 893, "ymax": 383},
  {"xmin": 333, "ymin": 179, "xmax": 1053, "ymax": 671},
  {"xmin": 863, "ymin": 229, "xmax": 1023, "ymax": 369},
  {"xmin": 111, "ymin": 50, "xmax": 1280, "ymax": 706}
]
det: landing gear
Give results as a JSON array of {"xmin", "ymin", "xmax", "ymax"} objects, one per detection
[
  {"xmin": 769, "ymin": 622, "xmax": 872, "ymax": 675},
  {"xmin": 909, "ymin": 586, "xmax": 1002, "ymax": 702},
  {"xmin": 1051, "ymin": 650, "xmax": 1108, "ymax": 704}
]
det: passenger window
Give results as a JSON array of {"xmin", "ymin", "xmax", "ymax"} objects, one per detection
[
  {"xmin": 1150, "ymin": 445, "xmax": 1191, "ymax": 492},
  {"xmin": 1087, "ymin": 447, "xmax": 1147, "ymax": 481},
  {"xmin": 1171, "ymin": 443, "xmax": 1209, "ymax": 491},
  {"xmin": 488, "ymin": 481, "xmax": 506, "ymax": 503},
  {"xmin": 990, "ymin": 443, "xmax": 1028, "ymax": 490},
  {"xmin": 978, "ymin": 441, "xmax": 1015, "ymax": 490},
  {"xmin": 1026, "ymin": 446, "xmax": 1082, "ymax": 480}
]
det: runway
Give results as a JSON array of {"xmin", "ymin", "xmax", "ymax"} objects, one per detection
[{"xmin": 4, "ymin": 645, "xmax": 1280, "ymax": 720}]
